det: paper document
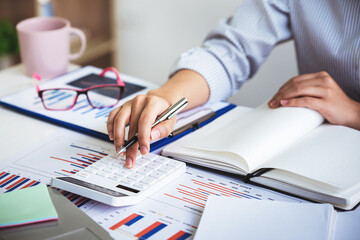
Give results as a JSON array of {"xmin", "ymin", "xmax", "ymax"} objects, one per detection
[
  {"xmin": 195, "ymin": 196, "xmax": 336, "ymax": 240},
  {"xmin": 0, "ymin": 129, "xmax": 302, "ymax": 239}
]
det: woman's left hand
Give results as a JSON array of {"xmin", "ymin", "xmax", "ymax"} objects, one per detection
[{"xmin": 268, "ymin": 71, "xmax": 360, "ymax": 130}]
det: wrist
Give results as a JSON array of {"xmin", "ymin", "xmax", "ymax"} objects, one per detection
[
  {"xmin": 146, "ymin": 88, "xmax": 182, "ymax": 105},
  {"xmin": 347, "ymin": 100, "xmax": 360, "ymax": 130}
]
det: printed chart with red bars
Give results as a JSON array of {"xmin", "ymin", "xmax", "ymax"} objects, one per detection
[
  {"xmin": 0, "ymin": 133, "xmax": 114, "ymax": 212},
  {"xmin": 9, "ymin": 136, "xmax": 111, "ymax": 177},
  {"xmin": 156, "ymin": 167, "xmax": 303, "ymax": 214},
  {"xmin": 109, "ymin": 213, "xmax": 191, "ymax": 240},
  {"xmin": 90, "ymin": 166, "xmax": 302, "ymax": 240},
  {"xmin": 0, "ymin": 130, "xmax": 304, "ymax": 240},
  {"xmin": 101, "ymin": 198, "xmax": 195, "ymax": 240},
  {"xmin": 0, "ymin": 169, "xmax": 41, "ymax": 193}
]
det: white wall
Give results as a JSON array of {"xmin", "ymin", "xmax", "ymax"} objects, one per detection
[{"xmin": 115, "ymin": 0, "xmax": 298, "ymax": 107}]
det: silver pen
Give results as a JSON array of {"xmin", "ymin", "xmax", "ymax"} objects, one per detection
[{"xmin": 117, "ymin": 97, "xmax": 188, "ymax": 155}]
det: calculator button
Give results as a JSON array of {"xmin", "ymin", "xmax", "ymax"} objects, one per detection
[
  {"xmin": 136, "ymin": 167, "xmax": 152, "ymax": 175},
  {"xmin": 112, "ymin": 161, "xmax": 125, "ymax": 167},
  {"xmin": 96, "ymin": 171, "xmax": 109, "ymax": 177},
  {"xmin": 127, "ymin": 173, "xmax": 144, "ymax": 181},
  {"xmin": 77, "ymin": 172, "xmax": 90, "ymax": 178},
  {"xmin": 145, "ymin": 162, "xmax": 161, "ymax": 170},
  {"xmin": 84, "ymin": 168, "xmax": 97, "ymax": 174},
  {"xmin": 158, "ymin": 165, "xmax": 175, "ymax": 174},
  {"xmin": 108, "ymin": 175, "xmax": 122, "ymax": 181},
  {"xmin": 101, "ymin": 158, "xmax": 114, "ymax": 164},
  {"xmin": 135, "ymin": 158, "xmax": 148, "ymax": 166},
  {"xmin": 133, "ymin": 182, "xmax": 148, "ymax": 190},
  {"xmin": 121, "ymin": 178, "xmax": 134, "ymax": 186},
  {"xmin": 154, "ymin": 156, "xmax": 170, "ymax": 164},
  {"xmin": 142, "ymin": 154, "xmax": 158, "ymax": 161},
  {"xmin": 115, "ymin": 169, "xmax": 132, "ymax": 177},
  {"xmin": 149, "ymin": 171, "xmax": 166, "ymax": 180},
  {"xmin": 128, "ymin": 165, "xmax": 141, "ymax": 171},
  {"xmin": 91, "ymin": 163, "xmax": 106, "ymax": 170},
  {"xmin": 167, "ymin": 161, "xmax": 184, "ymax": 169},
  {"xmin": 102, "ymin": 166, "xmax": 118, "ymax": 173},
  {"xmin": 140, "ymin": 176, "xmax": 157, "ymax": 185}
]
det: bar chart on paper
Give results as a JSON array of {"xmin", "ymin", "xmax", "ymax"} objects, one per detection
[
  {"xmin": 0, "ymin": 132, "xmax": 115, "ymax": 211},
  {"xmin": 90, "ymin": 165, "xmax": 303, "ymax": 240},
  {"xmin": 0, "ymin": 129, "xmax": 306, "ymax": 240},
  {"xmin": 94, "ymin": 199, "xmax": 196, "ymax": 240},
  {"xmin": 10, "ymin": 136, "xmax": 111, "ymax": 176}
]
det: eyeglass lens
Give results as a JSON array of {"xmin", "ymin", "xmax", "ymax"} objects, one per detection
[
  {"xmin": 41, "ymin": 89, "xmax": 77, "ymax": 110},
  {"xmin": 87, "ymin": 86, "xmax": 122, "ymax": 107}
]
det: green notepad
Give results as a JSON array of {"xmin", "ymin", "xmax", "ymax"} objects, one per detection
[{"xmin": 0, "ymin": 184, "xmax": 58, "ymax": 228}]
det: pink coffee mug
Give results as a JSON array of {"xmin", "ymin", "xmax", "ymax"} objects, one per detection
[{"xmin": 16, "ymin": 16, "xmax": 86, "ymax": 79}]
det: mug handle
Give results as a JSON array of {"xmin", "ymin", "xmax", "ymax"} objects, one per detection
[{"xmin": 68, "ymin": 27, "xmax": 86, "ymax": 60}]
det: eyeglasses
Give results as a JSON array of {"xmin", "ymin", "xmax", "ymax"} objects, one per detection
[{"xmin": 33, "ymin": 67, "xmax": 125, "ymax": 111}]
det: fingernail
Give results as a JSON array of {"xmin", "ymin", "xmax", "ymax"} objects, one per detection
[
  {"xmin": 280, "ymin": 99, "xmax": 288, "ymax": 105},
  {"xmin": 140, "ymin": 145, "xmax": 147, "ymax": 155},
  {"xmin": 270, "ymin": 100, "xmax": 277, "ymax": 108},
  {"xmin": 151, "ymin": 129, "xmax": 160, "ymax": 141},
  {"xmin": 108, "ymin": 131, "xmax": 113, "ymax": 140},
  {"xmin": 125, "ymin": 158, "xmax": 132, "ymax": 168},
  {"xmin": 118, "ymin": 152, "xmax": 125, "ymax": 157}
]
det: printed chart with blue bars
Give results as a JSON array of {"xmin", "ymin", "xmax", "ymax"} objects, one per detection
[
  {"xmin": 110, "ymin": 212, "xmax": 191, "ymax": 240},
  {"xmin": 0, "ymin": 135, "xmax": 113, "ymax": 210},
  {"xmin": 0, "ymin": 132, "xmax": 303, "ymax": 240}
]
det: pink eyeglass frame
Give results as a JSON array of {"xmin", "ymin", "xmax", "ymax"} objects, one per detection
[{"xmin": 33, "ymin": 67, "xmax": 125, "ymax": 111}]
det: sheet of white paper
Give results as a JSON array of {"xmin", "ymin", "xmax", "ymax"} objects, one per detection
[{"xmin": 194, "ymin": 196, "xmax": 335, "ymax": 240}]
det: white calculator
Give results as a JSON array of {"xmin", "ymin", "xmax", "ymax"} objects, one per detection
[{"xmin": 51, "ymin": 153, "xmax": 186, "ymax": 206}]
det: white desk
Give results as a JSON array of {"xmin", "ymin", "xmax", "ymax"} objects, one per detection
[{"xmin": 0, "ymin": 64, "xmax": 360, "ymax": 239}]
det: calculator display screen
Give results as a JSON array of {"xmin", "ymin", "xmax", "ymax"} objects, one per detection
[
  {"xmin": 116, "ymin": 184, "xmax": 139, "ymax": 193},
  {"xmin": 58, "ymin": 177, "xmax": 130, "ymax": 197}
]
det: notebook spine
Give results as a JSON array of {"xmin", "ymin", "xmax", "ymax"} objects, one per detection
[{"xmin": 245, "ymin": 168, "xmax": 273, "ymax": 183}]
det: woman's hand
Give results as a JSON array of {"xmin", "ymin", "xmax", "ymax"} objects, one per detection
[
  {"xmin": 107, "ymin": 69, "xmax": 210, "ymax": 168},
  {"xmin": 268, "ymin": 71, "xmax": 360, "ymax": 130},
  {"xmin": 107, "ymin": 95, "xmax": 177, "ymax": 168}
]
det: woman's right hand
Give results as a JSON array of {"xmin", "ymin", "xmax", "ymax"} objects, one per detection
[
  {"xmin": 107, "ymin": 95, "xmax": 177, "ymax": 168},
  {"xmin": 107, "ymin": 69, "xmax": 210, "ymax": 168}
]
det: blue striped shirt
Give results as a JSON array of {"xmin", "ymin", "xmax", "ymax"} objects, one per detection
[{"xmin": 170, "ymin": 0, "xmax": 360, "ymax": 103}]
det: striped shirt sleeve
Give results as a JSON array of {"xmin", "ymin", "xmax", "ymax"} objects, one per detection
[{"xmin": 170, "ymin": 0, "xmax": 292, "ymax": 103}]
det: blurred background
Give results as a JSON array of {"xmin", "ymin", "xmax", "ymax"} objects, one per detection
[{"xmin": 0, "ymin": 0, "xmax": 297, "ymax": 107}]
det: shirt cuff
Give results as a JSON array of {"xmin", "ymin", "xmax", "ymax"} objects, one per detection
[{"xmin": 169, "ymin": 47, "xmax": 233, "ymax": 103}]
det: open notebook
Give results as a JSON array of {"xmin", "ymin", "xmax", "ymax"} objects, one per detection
[{"xmin": 162, "ymin": 103, "xmax": 360, "ymax": 210}]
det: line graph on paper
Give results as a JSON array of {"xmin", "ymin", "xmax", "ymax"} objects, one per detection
[
  {"xmin": 93, "ymin": 166, "xmax": 304, "ymax": 240},
  {"xmin": 0, "ymin": 132, "xmax": 115, "ymax": 211},
  {"xmin": 150, "ymin": 167, "xmax": 304, "ymax": 215},
  {"xmin": 10, "ymin": 135, "xmax": 112, "ymax": 177}
]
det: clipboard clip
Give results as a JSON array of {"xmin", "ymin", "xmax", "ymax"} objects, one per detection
[{"xmin": 169, "ymin": 111, "xmax": 216, "ymax": 137}]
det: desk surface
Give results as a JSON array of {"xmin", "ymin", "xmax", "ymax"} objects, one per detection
[{"xmin": 1, "ymin": 64, "xmax": 360, "ymax": 240}]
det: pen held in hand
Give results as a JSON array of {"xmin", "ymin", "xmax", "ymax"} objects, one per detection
[{"xmin": 116, "ymin": 97, "xmax": 188, "ymax": 155}]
